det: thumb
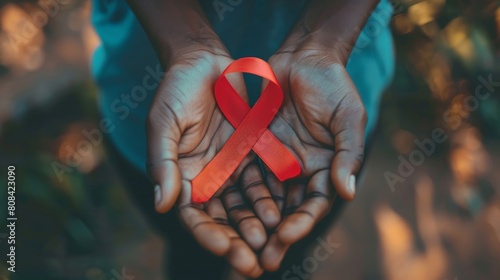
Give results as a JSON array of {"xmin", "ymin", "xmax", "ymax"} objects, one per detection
[
  {"xmin": 147, "ymin": 104, "xmax": 183, "ymax": 213},
  {"xmin": 329, "ymin": 97, "xmax": 367, "ymax": 201}
]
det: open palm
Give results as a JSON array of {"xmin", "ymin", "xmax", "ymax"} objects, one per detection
[
  {"xmin": 147, "ymin": 50, "xmax": 282, "ymax": 277},
  {"xmin": 257, "ymin": 49, "xmax": 368, "ymax": 270}
]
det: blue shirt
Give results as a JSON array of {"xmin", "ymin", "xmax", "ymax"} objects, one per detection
[{"xmin": 91, "ymin": 0, "xmax": 395, "ymax": 173}]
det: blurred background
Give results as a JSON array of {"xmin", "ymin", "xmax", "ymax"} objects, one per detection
[{"xmin": 0, "ymin": 0, "xmax": 499, "ymax": 279}]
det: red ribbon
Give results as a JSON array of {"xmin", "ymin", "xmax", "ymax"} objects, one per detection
[{"xmin": 191, "ymin": 57, "xmax": 301, "ymax": 203}]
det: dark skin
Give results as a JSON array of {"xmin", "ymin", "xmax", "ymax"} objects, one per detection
[
  {"xmin": 258, "ymin": 50, "xmax": 367, "ymax": 271},
  {"xmin": 146, "ymin": 48, "xmax": 278, "ymax": 277},
  {"xmin": 125, "ymin": 0, "xmax": 380, "ymax": 277},
  {"xmin": 256, "ymin": 0, "xmax": 380, "ymax": 270}
]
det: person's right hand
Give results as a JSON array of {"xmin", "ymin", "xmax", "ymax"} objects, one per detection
[
  {"xmin": 147, "ymin": 47, "xmax": 242, "ymax": 212},
  {"xmin": 147, "ymin": 48, "xmax": 281, "ymax": 277}
]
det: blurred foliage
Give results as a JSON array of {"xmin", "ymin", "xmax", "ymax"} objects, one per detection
[{"xmin": 383, "ymin": 0, "xmax": 500, "ymax": 139}]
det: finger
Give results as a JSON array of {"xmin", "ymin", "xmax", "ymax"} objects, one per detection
[
  {"xmin": 264, "ymin": 168, "xmax": 286, "ymax": 213},
  {"xmin": 206, "ymin": 196, "xmax": 230, "ymax": 227},
  {"xmin": 278, "ymin": 170, "xmax": 333, "ymax": 245},
  {"xmin": 222, "ymin": 186, "xmax": 267, "ymax": 251},
  {"xmin": 241, "ymin": 164, "xmax": 281, "ymax": 229},
  {"xmin": 206, "ymin": 197, "xmax": 264, "ymax": 278},
  {"xmin": 225, "ymin": 231, "xmax": 264, "ymax": 278},
  {"xmin": 228, "ymin": 153, "xmax": 256, "ymax": 190},
  {"xmin": 204, "ymin": 153, "xmax": 256, "ymax": 204},
  {"xmin": 329, "ymin": 97, "xmax": 367, "ymax": 201},
  {"xmin": 260, "ymin": 178, "xmax": 304, "ymax": 273},
  {"xmin": 260, "ymin": 234, "xmax": 290, "ymax": 272},
  {"xmin": 176, "ymin": 180, "xmax": 229, "ymax": 256},
  {"xmin": 178, "ymin": 203, "xmax": 231, "ymax": 257},
  {"xmin": 147, "ymin": 98, "xmax": 183, "ymax": 213},
  {"xmin": 283, "ymin": 181, "xmax": 306, "ymax": 216}
]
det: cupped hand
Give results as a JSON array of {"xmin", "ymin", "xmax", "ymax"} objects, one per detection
[
  {"xmin": 147, "ymin": 48, "xmax": 243, "ymax": 212},
  {"xmin": 257, "ymin": 49, "xmax": 367, "ymax": 271},
  {"xmin": 146, "ymin": 48, "xmax": 283, "ymax": 277},
  {"xmin": 176, "ymin": 161, "xmax": 270, "ymax": 278}
]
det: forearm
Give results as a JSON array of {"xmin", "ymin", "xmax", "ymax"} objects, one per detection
[
  {"xmin": 125, "ymin": 0, "xmax": 226, "ymax": 65},
  {"xmin": 280, "ymin": 0, "xmax": 380, "ymax": 63}
]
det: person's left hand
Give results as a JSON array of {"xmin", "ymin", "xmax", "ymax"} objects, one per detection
[{"xmin": 251, "ymin": 48, "xmax": 368, "ymax": 271}]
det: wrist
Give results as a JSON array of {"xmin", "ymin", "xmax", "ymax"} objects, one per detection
[
  {"xmin": 276, "ymin": 0, "xmax": 379, "ymax": 64},
  {"xmin": 159, "ymin": 33, "xmax": 228, "ymax": 68},
  {"xmin": 126, "ymin": 0, "xmax": 228, "ymax": 68},
  {"xmin": 276, "ymin": 33, "xmax": 348, "ymax": 65}
]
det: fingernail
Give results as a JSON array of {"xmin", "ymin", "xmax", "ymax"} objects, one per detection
[
  {"xmin": 349, "ymin": 175, "xmax": 356, "ymax": 195},
  {"xmin": 154, "ymin": 185, "xmax": 161, "ymax": 205}
]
